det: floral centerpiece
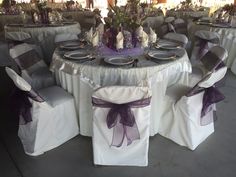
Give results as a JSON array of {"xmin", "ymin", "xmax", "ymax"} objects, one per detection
[
  {"xmin": 1, "ymin": 0, "xmax": 21, "ymax": 15},
  {"xmin": 103, "ymin": 0, "xmax": 150, "ymax": 50},
  {"xmin": 222, "ymin": 3, "xmax": 236, "ymax": 16},
  {"xmin": 30, "ymin": 0, "xmax": 63, "ymax": 24},
  {"xmin": 212, "ymin": 4, "xmax": 236, "ymax": 23}
]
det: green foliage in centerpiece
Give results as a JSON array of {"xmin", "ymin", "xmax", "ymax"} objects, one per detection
[
  {"xmin": 105, "ymin": 0, "xmax": 148, "ymax": 31},
  {"xmin": 103, "ymin": 0, "xmax": 150, "ymax": 50},
  {"xmin": 222, "ymin": 3, "xmax": 236, "ymax": 16}
]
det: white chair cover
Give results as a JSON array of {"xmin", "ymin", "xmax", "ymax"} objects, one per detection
[
  {"xmin": 189, "ymin": 46, "xmax": 228, "ymax": 87},
  {"xmin": 5, "ymin": 31, "xmax": 43, "ymax": 58},
  {"xmin": 159, "ymin": 67, "xmax": 227, "ymax": 150},
  {"xmin": 165, "ymin": 16, "xmax": 175, "ymax": 23},
  {"xmin": 9, "ymin": 43, "xmax": 55, "ymax": 90},
  {"xmin": 5, "ymin": 31, "xmax": 31, "ymax": 42},
  {"xmin": 163, "ymin": 32, "xmax": 188, "ymax": 48},
  {"xmin": 92, "ymin": 86, "xmax": 151, "ymax": 166},
  {"xmin": 54, "ymin": 33, "xmax": 79, "ymax": 44},
  {"xmin": 173, "ymin": 18, "xmax": 187, "ymax": 35},
  {"xmin": 142, "ymin": 16, "xmax": 164, "ymax": 32},
  {"xmin": 190, "ymin": 30, "xmax": 220, "ymax": 63},
  {"xmin": 5, "ymin": 67, "xmax": 79, "ymax": 156}
]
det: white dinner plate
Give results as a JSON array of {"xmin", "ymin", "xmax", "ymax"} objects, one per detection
[
  {"xmin": 60, "ymin": 41, "xmax": 85, "ymax": 50},
  {"xmin": 148, "ymin": 51, "xmax": 176, "ymax": 60},
  {"xmin": 64, "ymin": 50, "xmax": 91, "ymax": 60},
  {"xmin": 104, "ymin": 56, "xmax": 134, "ymax": 66},
  {"xmin": 155, "ymin": 42, "xmax": 181, "ymax": 50}
]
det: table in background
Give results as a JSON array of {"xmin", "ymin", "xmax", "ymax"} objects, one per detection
[{"xmin": 5, "ymin": 22, "xmax": 81, "ymax": 63}]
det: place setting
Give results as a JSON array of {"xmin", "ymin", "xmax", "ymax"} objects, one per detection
[
  {"xmin": 101, "ymin": 55, "xmax": 139, "ymax": 68},
  {"xmin": 59, "ymin": 40, "xmax": 87, "ymax": 51},
  {"xmin": 145, "ymin": 48, "xmax": 185, "ymax": 64},
  {"xmin": 154, "ymin": 39, "xmax": 183, "ymax": 50},
  {"xmin": 63, "ymin": 49, "xmax": 96, "ymax": 64}
]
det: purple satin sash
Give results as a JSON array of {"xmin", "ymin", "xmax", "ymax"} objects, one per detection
[
  {"xmin": 196, "ymin": 37, "xmax": 219, "ymax": 60},
  {"xmin": 186, "ymin": 84, "xmax": 225, "ymax": 126},
  {"xmin": 10, "ymin": 87, "xmax": 44, "ymax": 124},
  {"xmin": 92, "ymin": 97, "xmax": 151, "ymax": 147},
  {"xmin": 201, "ymin": 86, "xmax": 225, "ymax": 125}
]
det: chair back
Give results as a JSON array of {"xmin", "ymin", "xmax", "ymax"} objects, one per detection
[
  {"xmin": 5, "ymin": 31, "xmax": 32, "ymax": 43},
  {"xmin": 163, "ymin": 32, "xmax": 188, "ymax": 47},
  {"xmin": 200, "ymin": 46, "xmax": 228, "ymax": 72},
  {"xmin": 92, "ymin": 85, "xmax": 152, "ymax": 166},
  {"xmin": 195, "ymin": 30, "xmax": 220, "ymax": 44},
  {"xmin": 9, "ymin": 43, "xmax": 46, "ymax": 74},
  {"xmin": 173, "ymin": 18, "xmax": 187, "ymax": 35},
  {"xmin": 165, "ymin": 16, "xmax": 175, "ymax": 23},
  {"xmin": 186, "ymin": 66, "xmax": 227, "ymax": 96},
  {"xmin": 5, "ymin": 67, "xmax": 45, "ymax": 103},
  {"xmin": 143, "ymin": 16, "xmax": 164, "ymax": 30}
]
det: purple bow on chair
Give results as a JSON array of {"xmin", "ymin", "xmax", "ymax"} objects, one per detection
[
  {"xmin": 197, "ymin": 37, "xmax": 219, "ymax": 59},
  {"xmin": 187, "ymin": 85, "xmax": 225, "ymax": 126},
  {"xmin": 10, "ymin": 88, "xmax": 44, "ymax": 124},
  {"xmin": 200, "ymin": 86, "xmax": 225, "ymax": 125},
  {"xmin": 92, "ymin": 97, "xmax": 151, "ymax": 147}
]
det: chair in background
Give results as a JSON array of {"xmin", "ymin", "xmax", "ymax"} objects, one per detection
[
  {"xmin": 158, "ymin": 66, "xmax": 227, "ymax": 150},
  {"xmin": 92, "ymin": 86, "xmax": 152, "ymax": 166},
  {"xmin": 190, "ymin": 46, "xmax": 228, "ymax": 86},
  {"xmin": 5, "ymin": 67, "xmax": 79, "ymax": 156},
  {"xmin": 142, "ymin": 16, "xmax": 164, "ymax": 33},
  {"xmin": 190, "ymin": 30, "xmax": 220, "ymax": 65},
  {"xmin": 163, "ymin": 32, "xmax": 189, "ymax": 48},
  {"xmin": 173, "ymin": 18, "xmax": 187, "ymax": 35},
  {"xmin": 5, "ymin": 31, "xmax": 43, "ymax": 59},
  {"xmin": 9, "ymin": 43, "xmax": 55, "ymax": 90}
]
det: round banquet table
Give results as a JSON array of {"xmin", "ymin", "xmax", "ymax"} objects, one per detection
[
  {"xmin": 4, "ymin": 22, "xmax": 81, "ymax": 63},
  {"xmin": 188, "ymin": 22, "xmax": 236, "ymax": 74},
  {"xmin": 50, "ymin": 46, "xmax": 192, "ymax": 137}
]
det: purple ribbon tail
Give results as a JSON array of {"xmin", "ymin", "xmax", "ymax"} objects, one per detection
[
  {"xmin": 9, "ymin": 87, "xmax": 33, "ymax": 124},
  {"xmin": 201, "ymin": 87, "xmax": 225, "ymax": 125},
  {"xmin": 198, "ymin": 39, "xmax": 208, "ymax": 59}
]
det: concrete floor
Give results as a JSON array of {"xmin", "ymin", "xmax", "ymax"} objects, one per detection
[{"xmin": 0, "ymin": 68, "xmax": 236, "ymax": 177}]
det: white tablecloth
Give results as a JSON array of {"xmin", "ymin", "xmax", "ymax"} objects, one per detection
[
  {"xmin": 188, "ymin": 22, "xmax": 236, "ymax": 74},
  {"xmin": 50, "ymin": 49, "xmax": 192, "ymax": 137},
  {"xmin": 4, "ymin": 23, "xmax": 81, "ymax": 63}
]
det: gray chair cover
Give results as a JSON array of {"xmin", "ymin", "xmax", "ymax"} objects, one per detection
[
  {"xmin": 9, "ymin": 43, "xmax": 55, "ymax": 90},
  {"xmin": 163, "ymin": 32, "xmax": 188, "ymax": 48},
  {"xmin": 191, "ymin": 30, "xmax": 220, "ymax": 65},
  {"xmin": 190, "ymin": 46, "xmax": 228, "ymax": 87}
]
